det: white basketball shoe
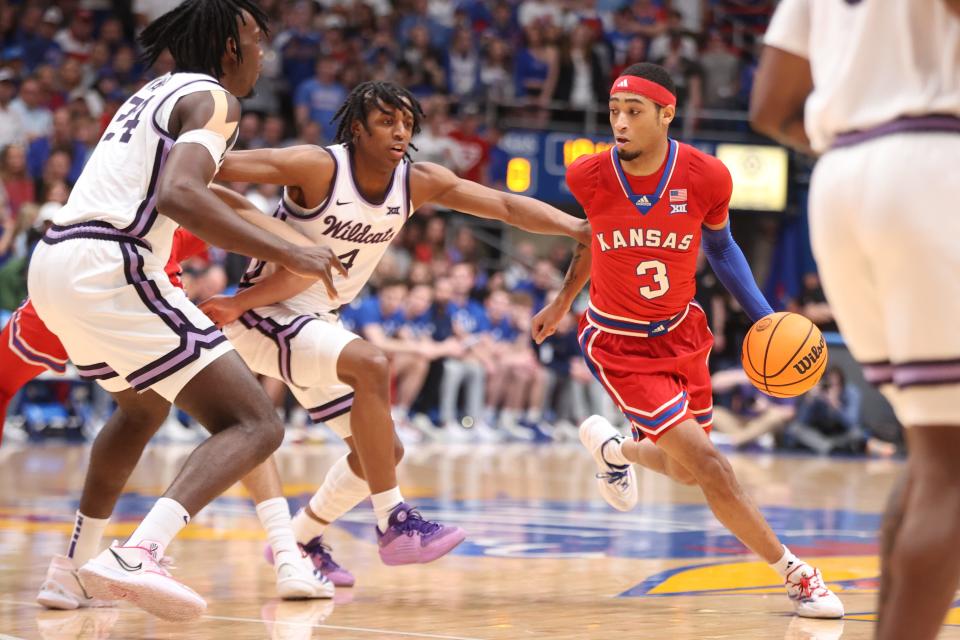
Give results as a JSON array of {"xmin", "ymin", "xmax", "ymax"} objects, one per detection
[
  {"xmin": 579, "ymin": 415, "xmax": 638, "ymax": 511},
  {"xmin": 36, "ymin": 555, "xmax": 115, "ymax": 610},
  {"xmin": 78, "ymin": 541, "xmax": 206, "ymax": 622},
  {"xmin": 784, "ymin": 563, "xmax": 845, "ymax": 619},
  {"xmin": 274, "ymin": 551, "xmax": 335, "ymax": 600}
]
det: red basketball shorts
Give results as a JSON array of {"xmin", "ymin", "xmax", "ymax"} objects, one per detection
[
  {"xmin": 5, "ymin": 299, "xmax": 68, "ymax": 374},
  {"xmin": 578, "ymin": 302, "xmax": 714, "ymax": 443}
]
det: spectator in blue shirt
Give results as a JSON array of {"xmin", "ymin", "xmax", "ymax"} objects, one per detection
[
  {"xmin": 27, "ymin": 108, "xmax": 86, "ymax": 184},
  {"xmin": 439, "ymin": 263, "xmax": 488, "ymax": 436},
  {"xmin": 514, "ymin": 259, "xmax": 561, "ymax": 311},
  {"xmin": 274, "ymin": 1, "xmax": 323, "ymax": 91},
  {"xmin": 294, "ymin": 58, "xmax": 347, "ymax": 143}
]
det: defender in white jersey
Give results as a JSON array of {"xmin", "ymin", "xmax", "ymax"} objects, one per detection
[
  {"xmin": 26, "ymin": 1, "xmax": 342, "ymax": 621},
  {"xmin": 751, "ymin": 1, "xmax": 960, "ymax": 637},
  {"xmin": 201, "ymin": 81, "xmax": 591, "ymax": 570}
]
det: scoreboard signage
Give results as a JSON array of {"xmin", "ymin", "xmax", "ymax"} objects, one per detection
[{"xmin": 500, "ymin": 131, "xmax": 788, "ymax": 212}]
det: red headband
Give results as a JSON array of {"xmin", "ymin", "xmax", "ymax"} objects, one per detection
[{"xmin": 610, "ymin": 75, "xmax": 676, "ymax": 107}]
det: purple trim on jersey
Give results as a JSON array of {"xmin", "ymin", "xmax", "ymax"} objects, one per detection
[
  {"xmin": 308, "ymin": 392, "xmax": 355, "ymax": 423},
  {"xmin": 832, "ymin": 115, "xmax": 960, "ymax": 149},
  {"xmin": 118, "ymin": 244, "xmax": 226, "ymax": 391},
  {"xmin": 403, "ymin": 161, "xmax": 412, "ymax": 219},
  {"xmin": 348, "ymin": 146, "xmax": 396, "ymax": 207},
  {"xmin": 150, "ymin": 77, "xmax": 226, "ymax": 139},
  {"xmin": 281, "ymin": 146, "xmax": 339, "ymax": 220},
  {"xmin": 239, "ymin": 310, "xmax": 317, "ymax": 386},
  {"xmin": 8, "ymin": 314, "xmax": 67, "ymax": 373},
  {"xmin": 75, "ymin": 362, "xmax": 120, "ymax": 381},
  {"xmin": 42, "ymin": 221, "xmax": 151, "ymax": 250},
  {"xmin": 122, "ymin": 139, "xmax": 170, "ymax": 239}
]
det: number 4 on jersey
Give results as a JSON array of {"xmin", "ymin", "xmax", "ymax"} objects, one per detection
[{"xmin": 338, "ymin": 249, "xmax": 359, "ymax": 272}]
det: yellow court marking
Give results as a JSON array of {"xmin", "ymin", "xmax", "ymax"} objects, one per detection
[{"xmin": 647, "ymin": 556, "xmax": 880, "ymax": 595}]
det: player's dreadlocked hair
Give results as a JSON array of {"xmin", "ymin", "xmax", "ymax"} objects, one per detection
[
  {"xmin": 332, "ymin": 81, "xmax": 425, "ymax": 160},
  {"xmin": 138, "ymin": 0, "xmax": 270, "ymax": 79}
]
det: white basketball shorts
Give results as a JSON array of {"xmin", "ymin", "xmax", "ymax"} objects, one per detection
[
  {"xmin": 223, "ymin": 305, "xmax": 360, "ymax": 438},
  {"xmin": 27, "ymin": 226, "xmax": 233, "ymax": 402},
  {"xmin": 809, "ymin": 132, "xmax": 960, "ymax": 426}
]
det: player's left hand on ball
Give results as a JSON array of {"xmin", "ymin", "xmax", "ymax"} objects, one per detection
[
  {"xmin": 199, "ymin": 295, "xmax": 242, "ymax": 328},
  {"xmin": 532, "ymin": 303, "xmax": 566, "ymax": 344}
]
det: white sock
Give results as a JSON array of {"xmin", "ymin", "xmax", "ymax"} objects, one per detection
[
  {"xmin": 126, "ymin": 497, "xmax": 189, "ymax": 559},
  {"xmin": 500, "ymin": 409, "xmax": 518, "ymax": 426},
  {"xmin": 67, "ymin": 511, "xmax": 109, "ymax": 567},
  {"xmin": 526, "ymin": 408, "xmax": 542, "ymax": 423},
  {"xmin": 255, "ymin": 497, "xmax": 301, "ymax": 565},
  {"xmin": 293, "ymin": 455, "xmax": 370, "ymax": 543},
  {"xmin": 371, "ymin": 487, "xmax": 404, "ymax": 533},
  {"xmin": 770, "ymin": 545, "xmax": 800, "ymax": 578},
  {"xmin": 601, "ymin": 437, "xmax": 630, "ymax": 467}
]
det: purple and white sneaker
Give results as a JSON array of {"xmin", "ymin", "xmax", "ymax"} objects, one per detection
[
  {"xmin": 377, "ymin": 503, "xmax": 466, "ymax": 566},
  {"xmin": 302, "ymin": 537, "xmax": 355, "ymax": 587},
  {"xmin": 263, "ymin": 537, "xmax": 355, "ymax": 588}
]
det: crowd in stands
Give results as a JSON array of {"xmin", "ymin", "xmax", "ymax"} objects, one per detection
[{"xmin": 0, "ymin": 1, "xmax": 900, "ymax": 454}]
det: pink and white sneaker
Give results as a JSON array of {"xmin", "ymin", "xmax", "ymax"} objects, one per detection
[
  {"xmin": 784, "ymin": 563, "xmax": 844, "ymax": 619},
  {"xmin": 78, "ymin": 541, "xmax": 206, "ymax": 622},
  {"xmin": 36, "ymin": 555, "xmax": 115, "ymax": 610}
]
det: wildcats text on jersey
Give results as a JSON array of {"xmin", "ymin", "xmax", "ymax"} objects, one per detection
[
  {"xmin": 596, "ymin": 227, "xmax": 694, "ymax": 253},
  {"xmin": 320, "ymin": 215, "xmax": 397, "ymax": 245}
]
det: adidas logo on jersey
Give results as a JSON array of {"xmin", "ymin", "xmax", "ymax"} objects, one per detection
[{"xmin": 635, "ymin": 196, "xmax": 651, "ymax": 207}]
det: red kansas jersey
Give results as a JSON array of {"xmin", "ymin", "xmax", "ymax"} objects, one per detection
[{"xmin": 567, "ymin": 140, "xmax": 732, "ymax": 324}]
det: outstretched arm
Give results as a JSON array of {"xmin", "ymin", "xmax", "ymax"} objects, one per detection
[
  {"xmin": 157, "ymin": 91, "xmax": 341, "ymax": 282},
  {"xmin": 701, "ymin": 221, "xmax": 774, "ymax": 323},
  {"xmin": 210, "ymin": 184, "xmax": 312, "ymax": 248},
  {"xmin": 411, "ymin": 162, "xmax": 591, "ymax": 245},
  {"xmin": 209, "ymin": 183, "xmax": 339, "ymax": 299},
  {"xmin": 199, "ymin": 268, "xmax": 317, "ymax": 327},
  {"xmin": 531, "ymin": 242, "xmax": 592, "ymax": 343}
]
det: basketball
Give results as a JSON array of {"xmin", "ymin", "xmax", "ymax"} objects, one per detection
[{"xmin": 741, "ymin": 312, "xmax": 829, "ymax": 398}]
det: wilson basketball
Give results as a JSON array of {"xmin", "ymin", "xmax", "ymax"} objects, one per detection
[{"xmin": 741, "ymin": 312, "xmax": 829, "ymax": 398}]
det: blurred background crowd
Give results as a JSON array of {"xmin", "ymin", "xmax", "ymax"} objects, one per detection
[{"xmin": 0, "ymin": 0, "xmax": 901, "ymax": 456}]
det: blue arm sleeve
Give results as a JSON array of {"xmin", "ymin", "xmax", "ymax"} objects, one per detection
[{"xmin": 701, "ymin": 224, "xmax": 775, "ymax": 323}]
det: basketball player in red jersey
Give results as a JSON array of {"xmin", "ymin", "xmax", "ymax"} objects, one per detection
[
  {"xmin": 532, "ymin": 63, "xmax": 844, "ymax": 619},
  {"xmin": 0, "ymin": 227, "xmax": 207, "ymax": 445}
]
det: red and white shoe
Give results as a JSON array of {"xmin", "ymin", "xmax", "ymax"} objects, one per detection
[
  {"xmin": 36, "ymin": 555, "xmax": 115, "ymax": 610},
  {"xmin": 78, "ymin": 541, "xmax": 206, "ymax": 622},
  {"xmin": 785, "ymin": 563, "xmax": 844, "ymax": 619}
]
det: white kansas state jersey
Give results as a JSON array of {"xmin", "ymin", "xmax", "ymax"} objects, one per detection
[
  {"xmin": 241, "ymin": 143, "xmax": 413, "ymax": 315},
  {"xmin": 764, "ymin": 0, "xmax": 960, "ymax": 153},
  {"xmin": 55, "ymin": 72, "xmax": 234, "ymax": 264}
]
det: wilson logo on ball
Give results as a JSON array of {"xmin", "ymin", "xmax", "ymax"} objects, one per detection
[{"xmin": 793, "ymin": 337, "xmax": 826, "ymax": 375}]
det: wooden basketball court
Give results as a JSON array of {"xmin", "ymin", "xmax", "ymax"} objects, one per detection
[{"xmin": 0, "ymin": 442, "xmax": 957, "ymax": 639}]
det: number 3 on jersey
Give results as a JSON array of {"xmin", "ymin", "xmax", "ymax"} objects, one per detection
[{"xmin": 636, "ymin": 259, "xmax": 669, "ymax": 299}]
